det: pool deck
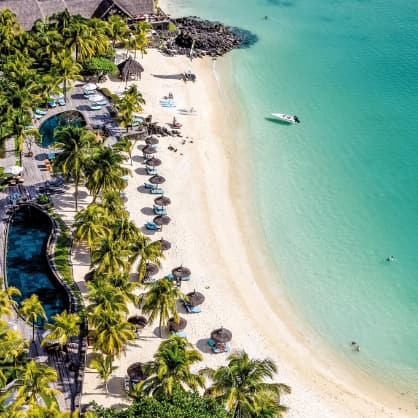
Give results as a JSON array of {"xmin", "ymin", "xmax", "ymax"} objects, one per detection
[{"xmin": 0, "ymin": 82, "xmax": 141, "ymax": 412}]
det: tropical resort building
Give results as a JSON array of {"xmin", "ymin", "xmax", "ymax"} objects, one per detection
[{"xmin": 0, "ymin": 0, "xmax": 156, "ymax": 30}]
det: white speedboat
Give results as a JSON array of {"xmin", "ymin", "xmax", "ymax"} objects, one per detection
[{"xmin": 271, "ymin": 113, "xmax": 300, "ymax": 124}]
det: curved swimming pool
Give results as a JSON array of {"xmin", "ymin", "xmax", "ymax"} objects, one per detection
[
  {"xmin": 6, "ymin": 206, "xmax": 69, "ymax": 323},
  {"xmin": 39, "ymin": 111, "xmax": 86, "ymax": 147}
]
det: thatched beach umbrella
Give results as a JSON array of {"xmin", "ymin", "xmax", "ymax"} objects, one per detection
[
  {"xmin": 118, "ymin": 57, "xmax": 144, "ymax": 85},
  {"xmin": 172, "ymin": 266, "xmax": 191, "ymax": 279},
  {"xmin": 142, "ymin": 145, "xmax": 157, "ymax": 155},
  {"xmin": 154, "ymin": 196, "xmax": 171, "ymax": 206},
  {"xmin": 149, "ymin": 175, "xmax": 166, "ymax": 185},
  {"xmin": 211, "ymin": 327, "xmax": 232, "ymax": 343},
  {"xmin": 127, "ymin": 362, "xmax": 147, "ymax": 382},
  {"xmin": 168, "ymin": 317, "xmax": 187, "ymax": 332},
  {"xmin": 128, "ymin": 315, "xmax": 148, "ymax": 329},
  {"xmin": 145, "ymin": 137, "xmax": 159, "ymax": 145},
  {"xmin": 159, "ymin": 238, "xmax": 171, "ymax": 251},
  {"xmin": 146, "ymin": 158, "xmax": 162, "ymax": 167},
  {"xmin": 153, "ymin": 215, "xmax": 171, "ymax": 226},
  {"xmin": 186, "ymin": 290, "xmax": 205, "ymax": 307},
  {"xmin": 145, "ymin": 262, "xmax": 159, "ymax": 277}
]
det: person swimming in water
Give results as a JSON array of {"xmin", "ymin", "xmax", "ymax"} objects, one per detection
[{"xmin": 386, "ymin": 255, "xmax": 395, "ymax": 262}]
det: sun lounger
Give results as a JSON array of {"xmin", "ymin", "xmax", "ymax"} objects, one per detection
[
  {"xmin": 185, "ymin": 304, "xmax": 201, "ymax": 314},
  {"xmin": 146, "ymin": 221, "xmax": 161, "ymax": 231},
  {"xmin": 34, "ymin": 114, "xmax": 43, "ymax": 119},
  {"xmin": 58, "ymin": 98, "xmax": 66, "ymax": 106},
  {"xmin": 207, "ymin": 338, "xmax": 216, "ymax": 347},
  {"xmin": 172, "ymin": 331, "xmax": 187, "ymax": 338},
  {"xmin": 48, "ymin": 100, "xmax": 56, "ymax": 108},
  {"xmin": 144, "ymin": 183, "xmax": 157, "ymax": 189},
  {"xmin": 35, "ymin": 109, "xmax": 48, "ymax": 115},
  {"xmin": 150, "ymin": 188, "xmax": 164, "ymax": 195},
  {"xmin": 24, "ymin": 125, "xmax": 35, "ymax": 130},
  {"xmin": 212, "ymin": 344, "xmax": 230, "ymax": 354},
  {"xmin": 146, "ymin": 167, "xmax": 158, "ymax": 175},
  {"xmin": 89, "ymin": 104, "xmax": 102, "ymax": 111},
  {"xmin": 95, "ymin": 100, "xmax": 107, "ymax": 106},
  {"xmin": 153, "ymin": 207, "xmax": 167, "ymax": 216}
]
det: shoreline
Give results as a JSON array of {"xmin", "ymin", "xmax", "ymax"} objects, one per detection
[
  {"xmin": 62, "ymin": 46, "xmax": 416, "ymax": 415},
  {"xmin": 203, "ymin": 53, "xmax": 416, "ymax": 415}
]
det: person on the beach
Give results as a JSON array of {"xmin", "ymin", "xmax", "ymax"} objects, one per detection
[{"xmin": 168, "ymin": 92, "xmax": 173, "ymax": 99}]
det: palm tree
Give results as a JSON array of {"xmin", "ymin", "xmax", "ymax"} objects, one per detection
[
  {"xmin": 113, "ymin": 136, "xmax": 135, "ymax": 165},
  {"xmin": 64, "ymin": 18, "xmax": 96, "ymax": 62},
  {"xmin": 106, "ymin": 14, "xmax": 130, "ymax": 48},
  {"xmin": 90, "ymin": 354, "xmax": 117, "ymax": 395},
  {"xmin": 73, "ymin": 203, "xmax": 110, "ymax": 253},
  {"xmin": 86, "ymin": 280, "xmax": 129, "ymax": 316},
  {"xmin": 101, "ymin": 191, "xmax": 128, "ymax": 220},
  {"xmin": 0, "ymin": 9, "xmax": 21, "ymax": 60},
  {"xmin": 41, "ymin": 310, "xmax": 81, "ymax": 351},
  {"xmin": 16, "ymin": 360, "xmax": 59, "ymax": 406},
  {"xmin": 130, "ymin": 235, "xmax": 163, "ymax": 282},
  {"xmin": 89, "ymin": 307, "xmax": 136, "ymax": 358},
  {"xmin": 51, "ymin": 8, "xmax": 72, "ymax": 33},
  {"xmin": 132, "ymin": 21, "xmax": 152, "ymax": 59},
  {"xmin": 18, "ymin": 294, "xmax": 47, "ymax": 342},
  {"xmin": 250, "ymin": 390, "xmax": 289, "ymax": 418},
  {"xmin": 85, "ymin": 146, "xmax": 130, "ymax": 201},
  {"xmin": 140, "ymin": 278, "xmax": 180, "ymax": 337},
  {"xmin": 51, "ymin": 50, "xmax": 83, "ymax": 100},
  {"xmin": 91, "ymin": 234, "xmax": 132, "ymax": 275},
  {"xmin": 134, "ymin": 336, "xmax": 204, "ymax": 398},
  {"xmin": 203, "ymin": 351, "xmax": 291, "ymax": 418},
  {"xmin": 0, "ymin": 284, "xmax": 21, "ymax": 316},
  {"xmin": 104, "ymin": 272, "xmax": 140, "ymax": 306},
  {"xmin": 112, "ymin": 218, "xmax": 139, "ymax": 245},
  {"xmin": 53, "ymin": 125, "xmax": 97, "ymax": 210},
  {"xmin": 115, "ymin": 85, "xmax": 145, "ymax": 131}
]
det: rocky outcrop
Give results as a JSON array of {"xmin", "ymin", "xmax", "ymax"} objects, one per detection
[{"xmin": 159, "ymin": 17, "xmax": 246, "ymax": 57}]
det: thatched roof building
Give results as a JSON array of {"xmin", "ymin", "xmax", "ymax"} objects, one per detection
[
  {"xmin": 0, "ymin": 0, "xmax": 155, "ymax": 30},
  {"xmin": 118, "ymin": 57, "xmax": 144, "ymax": 81}
]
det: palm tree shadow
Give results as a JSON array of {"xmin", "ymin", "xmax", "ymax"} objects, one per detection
[
  {"xmin": 107, "ymin": 376, "xmax": 125, "ymax": 395},
  {"xmin": 196, "ymin": 338, "xmax": 213, "ymax": 354},
  {"xmin": 264, "ymin": 117, "xmax": 293, "ymax": 126},
  {"xmin": 152, "ymin": 326, "xmax": 166, "ymax": 338}
]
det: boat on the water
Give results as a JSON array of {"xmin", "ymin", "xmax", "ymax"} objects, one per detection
[{"xmin": 271, "ymin": 113, "xmax": 300, "ymax": 124}]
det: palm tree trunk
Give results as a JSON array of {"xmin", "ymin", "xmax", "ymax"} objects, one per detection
[
  {"xmin": 63, "ymin": 79, "xmax": 67, "ymax": 101},
  {"xmin": 75, "ymin": 181, "xmax": 79, "ymax": 211},
  {"xmin": 159, "ymin": 308, "xmax": 163, "ymax": 338},
  {"xmin": 32, "ymin": 322, "xmax": 35, "ymax": 342}
]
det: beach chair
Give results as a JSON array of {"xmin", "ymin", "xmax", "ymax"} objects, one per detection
[
  {"xmin": 153, "ymin": 207, "xmax": 167, "ymax": 216},
  {"xmin": 172, "ymin": 331, "xmax": 187, "ymax": 338},
  {"xmin": 35, "ymin": 109, "xmax": 47, "ymax": 115},
  {"xmin": 24, "ymin": 125, "xmax": 35, "ymax": 130},
  {"xmin": 212, "ymin": 344, "xmax": 230, "ymax": 354},
  {"xmin": 150, "ymin": 188, "xmax": 164, "ymax": 195},
  {"xmin": 146, "ymin": 167, "xmax": 158, "ymax": 175},
  {"xmin": 95, "ymin": 100, "xmax": 107, "ymax": 106},
  {"xmin": 58, "ymin": 98, "xmax": 66, "ymax": 106},
  {"xmin": 207, "ymin": 338, "xmax": 216, "ymax": 347},
  {"xmin": 34, "ymin": 114, "xmax": 43, "ymax": 119},
  {"xmin": 48, "ymin": 100, "xmax": 56, "ymax": 108},
  {"xmin": 144, "ymin": 183, "xmax": 157, "ymax": 189},
  {"xmin": 146, "ymin": 221, "xmax": 161, "ymax": 231},
  {"xmin": 185, "ymin": 304, "xmax": 201, "ymax": 314},
  {"xmin": 165, "ymin": 273, "xmax": 175, "ymax": 281},
  {"xmin": 89, "ymin": 104, "xmax": 102, "ymax": 111}
]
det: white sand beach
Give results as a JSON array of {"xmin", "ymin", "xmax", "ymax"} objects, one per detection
[{"xmin": 53, "ymin": 48, "xmax": 417, "ymax": 417}]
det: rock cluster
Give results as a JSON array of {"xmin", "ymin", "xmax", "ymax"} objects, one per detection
[{"xmin": 162, "ymin": 17, "xmax": 243, "ymax": 57}]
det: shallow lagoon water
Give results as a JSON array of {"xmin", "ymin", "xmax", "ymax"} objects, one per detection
[{"xmin": 172, "ymin": 0, "xmax": 418, "ymax": 394}]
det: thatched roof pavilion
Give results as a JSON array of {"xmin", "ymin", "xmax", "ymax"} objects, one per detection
[
  {"xmin": 1, "ymin": 0, "xmax": 155, "ymax": 30},
  {"xmin": 118, "ymin": 57, "xmax": 145, "ymax": 81}
]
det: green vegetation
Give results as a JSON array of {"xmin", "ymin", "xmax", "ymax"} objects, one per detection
[
  {"xmin": 83, "ymin": 57, "xmax": 118, "ymax": 79},
  {"xmin": 37, "ymin": 193, "xmax": 50, "ymax": 205},
  {"xmin": 91, "ymin": 388, "xmax": 232, "ymax": 418}
]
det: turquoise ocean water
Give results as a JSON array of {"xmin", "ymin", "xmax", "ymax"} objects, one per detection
[{"xmin": 171, "ymin": 0, "xmax": 418, "ymax": 395}]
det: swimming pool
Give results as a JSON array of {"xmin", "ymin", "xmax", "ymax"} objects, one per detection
[
  {"xmin": 6, "ymin": 206, "xmax": 69, "ymax": 323},
  {"xmin": 39, "ymin": 111, "xmax": 86, "ymax": 147}
]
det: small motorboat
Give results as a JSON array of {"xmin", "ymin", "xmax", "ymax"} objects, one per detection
[{"xmin": 271, "ymin": 113, "xmax": 300, "ymax": 124}]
